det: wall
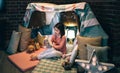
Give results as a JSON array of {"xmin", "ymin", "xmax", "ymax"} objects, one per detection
[{"xmin": 0, "ymin": 0, "xmax": 120, "ymax": 63}]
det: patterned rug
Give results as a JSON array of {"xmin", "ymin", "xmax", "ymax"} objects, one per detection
[{"xmin": 32, "ymin": 58, "xmax": 77, "ymax": 73}]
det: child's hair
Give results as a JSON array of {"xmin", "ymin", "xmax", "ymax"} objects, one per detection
[{"xmin": 54, "ymin": 22, "xmax": 65, "ymax": 38}]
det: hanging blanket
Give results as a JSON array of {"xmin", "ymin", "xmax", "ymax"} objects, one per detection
[
  {"xmin": 23, "ymin": 2, "xmax": 108, "ymax": 45},
  {"xmin": 23, "ymin": 2, "xmax": 86, "ymax": 27},
  {"xmin": 75, "ymin": 4, "xmax": 108, "ymax": 46}
]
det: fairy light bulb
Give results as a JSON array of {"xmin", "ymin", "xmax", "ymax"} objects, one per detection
[
  {"xmin": 103, "ymin": 66, "xmax": 108, "ymax": 71},
  {"xmin": 86, "ymin": 64, "xmax": 90, "ymax": 69},
  {"xmin": 92, "ymin": 56, "xmax": 97, "ymax": 66},
  {"xmin": 81, "ymin": 63, "xmax": 86, "ymax": 68},
  {"xmin": 98, "ymin": 66, "xmax": 103, "ymax": 71},
  {"xmin": 88, "ymin": 71, "xmax": 92, "ymax": 73}
]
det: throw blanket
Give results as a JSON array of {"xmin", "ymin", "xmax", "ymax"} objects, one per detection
[
  {"xmin": 23, "ymin": 2, "xmax": 108, "ymax": 46},
  {"xmin": 23, "ymin": 2, "xmax": 86, "ymax": 27},
  {"xmin": 76, "ymin": 4, "xmax": 108, "ymax": 46}
]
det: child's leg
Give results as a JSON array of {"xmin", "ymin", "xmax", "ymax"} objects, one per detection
[
  {"xmin": 31, "ymin": 48, "xmax": 54, "ymax": 60},
  {"xmin": 37, "ymin": 49, "xmax": 62, "ymax": 59},
  {"xmin": 39, "ymin": 48, "xmax": 54, "ymax": 55}
]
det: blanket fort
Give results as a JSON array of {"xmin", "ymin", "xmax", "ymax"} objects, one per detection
[{"xmin": 23, "ymin": 2, "xmax": 108, "ymax": 46}]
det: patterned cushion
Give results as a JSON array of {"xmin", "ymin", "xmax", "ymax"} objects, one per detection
[
  {"xmin": 8, "ymin": 48, "xmax": 46, "ymax": 72},
  {"xmin": 77, "ymin": 35, "xmax": 102, "ymax": 60},
  {"xmin": 7, "ymin": 30, "xmax": 21, "ymax": 54},
  {"xmin": 18, "ymin": 25, "xmax": 31, "ymax": 51},
  {"xmin": 86, "ymin": 44, "xmax": 109, "ymax": 62},
  {"xmin": 32, "ymin": 59, "xmax": 77, "ymax": 73}
]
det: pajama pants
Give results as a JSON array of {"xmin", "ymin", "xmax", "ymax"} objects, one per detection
[{"xmin": 37, "ymin": 48, "xmax": 62, "ymax": 59}]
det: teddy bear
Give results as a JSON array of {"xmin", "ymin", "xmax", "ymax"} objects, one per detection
[
  {"xmin": 27, "ymin": 38, "xmax": 42, "ymax": 53},
  {"xmin": 26, "ymin": 39, "xmax": 36, "ymax": 53}
]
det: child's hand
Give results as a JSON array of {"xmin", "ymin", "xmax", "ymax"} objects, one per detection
[
  {"xmin": 30, "ymin": 54, "xmax": 38, "ymax": 60},
  {"xmin": 52, "ymin": 42, "xmax": 56, "ymax": 48},
  {"xmin": 62, "ymin": 54, "xmax": 66, "ymax": 59}
]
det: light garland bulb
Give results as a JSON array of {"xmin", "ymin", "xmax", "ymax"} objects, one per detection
[
  {"xmin": 98, "ymin": 66, "xmax": 102, "ymax": 71},
  {"xmin": 92, "ymin": 56, "xmax": 97, "ymax": 62},
  {"xmin": 86, "ymin": 64, "xmax": 90, "ymax": 69},
  {"xmin": 88, "ymin": 71, "xmax": 91, "ymax": 73},
  {"xmin": 103, "ymin": 66, "xmax": 108, "ymax": 71},
  {"xmin": 92, "ymin": 61, "xmax": 96, "ymax": 66},
  {"xmin": 81, "ymin": 63, "xmax": 85, "ymax": 68}
]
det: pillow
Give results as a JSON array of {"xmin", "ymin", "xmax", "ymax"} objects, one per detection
[
  {"xmin": 77, "ymin": 35, "xmax": 102, "ymax": 60},
  {"xmin": 19, "ymin": 25, "xmax": 31, "ymax": 51},
  {"xmin": 7, "ymin": 30, "xmax": 21, "ymax": 54},
  {"xmin": 8, "ymin": 48, "xmax": 46, "ymax": 72},
  {"xmin": 69, "ymin": 44, "xmax": 78, "ymax": 66},
  {"xmin": 86, "ymin": 44, "xmax": 109, "ymax": 62},
  {"xmin": 36, "ymin": 32, "xmax": 45, "ymax": 47}
]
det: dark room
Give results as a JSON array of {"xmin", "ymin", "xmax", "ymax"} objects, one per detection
[{"xmin": 0, "ymin": 0, "xmax": 120, "ymax": 73}]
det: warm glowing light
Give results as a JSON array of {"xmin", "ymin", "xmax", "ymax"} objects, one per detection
[
  {"xmin": 67, "ymin": 30, "xmax": 75, "ymax": 39},
  {"xmin": 103, "ymin": 66, "xmax": 108, "ymax": 71},
  {"xmin": 92, "ymin": 61, "xmax": 96, "ymax": 66},
  {"xmin": 98, "ymin": 66, "xmax": 103, "ymax": 71},
  {"xmin": 88, "ymin": 71, "xmax": 92, "ymax": 73},
  {"xmin": 67, "ymin": 30, "xmax": 75, "ymax": 44},
  {"xmin": 81, "ymin": 63, "xmax": 86, "ymax": 68},
  {"xmin": 92, "ymin": 56, "xmax": 97, "ymax": 62},
  {"xmin": 86, "ymin": 64, "xmax": 90, "ymax": 69},
  {"xmin": 64, "ymin": 22, "xmax": 78, "ymax": 26}
]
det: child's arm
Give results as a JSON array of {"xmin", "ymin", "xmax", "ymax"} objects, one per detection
[
  {"xmin": 48, "ymin": 35, "xmax": 54, "ymax": 47},
  {"xmin": 65, "ymin": 52, "xmax": 72, "ymax": 56}
]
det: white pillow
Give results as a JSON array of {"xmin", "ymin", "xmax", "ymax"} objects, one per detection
[{"xmin": 7, "ymin": 30, "xmax": 21, "ymax": 54}]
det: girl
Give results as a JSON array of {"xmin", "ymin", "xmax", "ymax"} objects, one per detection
[{"xmin": 31, "ymin": 22, "xmax": 66, "ymax": 60}]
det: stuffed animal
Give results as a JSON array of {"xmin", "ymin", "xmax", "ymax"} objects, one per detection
[
  {"xmin": 26, "ymin": 39, "xmax": 36, "ymax": 53},
  {"xmin": 35, "ymin": 42, "xmax": 40, "ymax": 50},
  {"xmin": 27, "ymin": 39, "xmax": 41, "ymax": 53},
  {"xmin": 27, "ymin": 45, "xmax": 35, "ymax": 53}
]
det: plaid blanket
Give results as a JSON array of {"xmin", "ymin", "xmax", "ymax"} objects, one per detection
[{"xmin": 32, "ymin": 58, "xmax": 77, "ymax": 73}]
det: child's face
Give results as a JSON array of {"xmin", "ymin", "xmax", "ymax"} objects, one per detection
[{"xmin": 54, "ymin": 27, "xmax": 60, "ymax": 35}]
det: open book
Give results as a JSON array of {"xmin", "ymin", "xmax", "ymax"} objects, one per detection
[
  {"xmin": 38, "ymin": 32, "xmax": 52, "ymax": 48},
  {"xmin": 43, "ymin": 35, "xmax": 52, "ymax": 48}
]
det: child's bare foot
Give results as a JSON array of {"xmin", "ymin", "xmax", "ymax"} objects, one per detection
[{"xmin": 30, "ymin": 54, "xmax": 38, "ymax": 60}]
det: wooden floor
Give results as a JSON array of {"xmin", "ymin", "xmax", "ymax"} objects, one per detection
[
  {"xmin": 0, "ymin": 50, "xmax": 33, "ymax": 73},
  {"xmin": 0, "ymin": 50, "xmax": 120, "ymax": 73}
]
